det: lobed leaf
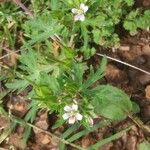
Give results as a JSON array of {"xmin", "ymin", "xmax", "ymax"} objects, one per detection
[{"xmin": 92, "ymin": 85, "xmax": 133, "ymax": 120}]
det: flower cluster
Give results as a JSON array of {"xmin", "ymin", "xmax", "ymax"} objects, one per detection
[{"xmin": 72, "ymin": 3, "xmax": 88, "ymax": 22}]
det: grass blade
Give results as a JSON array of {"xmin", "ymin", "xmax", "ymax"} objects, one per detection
[
  {"xmin": 67, "ymin": 120, "xmax": 110, "ymax": 143},
  {"xmin": 87, "ymin": 126, "xmax": 131, "ymax": 150},
  {"xmin": 59, "ymin": 123, "xmax": 80, "ymax": 150}
]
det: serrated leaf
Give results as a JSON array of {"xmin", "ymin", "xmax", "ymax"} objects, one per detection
[
  {"xmin": 6, "ymin": 79, "xmax": 29, "ymax": 93},
  {"xmin": 23, "ymin": 15, "xmax": 63, "ymax": 47},
  {"xmin": 123, "ymin": 21, "xmax": 137, "ymax": 33},
  {"xmin": 39, "ymin": 73, "xmax": 60, "ymax": 94},
  {"xmin": 19, "ymin": 50, "xmax": 38, "ymax": 73},
  {"xmin": 50, "ymin": 0, "xmax": 59, "ymax": 10},
  {"xmin": 73, "ymin": 62, "xmax": 85, "ymax": 88},
  {"xmin": 92, "ymin": 85, "xmax": 132, "ymax": 120},
  {"xmin": 93, "ymin": 29, "xmax": 101, "ymax": 44}
]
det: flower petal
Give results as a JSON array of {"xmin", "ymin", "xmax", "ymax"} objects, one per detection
[
  {"xmin": 74, "ymin": 14, "xmax": 80, "ymax": 21},
  {"xmin": 62, "ymin": 113, "xmax": 70, "ymax": 120},
  {"xmin": 79, "ymin": 14, "xmax": 85, "ymax": 21},
  {"xmin": 68, "ymin": 116, "xmax": 76, "ymax": 124},
  {"xmin": 71, "ymin": 104, "xmax": 78, "ymax": 111},
  {"xmin": 80, "ymin": 3, "xmax": 88, "ymax": 13},
  {"xmin": 71, "ymin": 8, "xmax": 79, "ymax": 14},
  {"xmin": 64, "ymin": 105, "xmax": 72, "ymax": 112},
  {"xmin": 76, "ymin": 113, "xmax": 83, "ymax": 121}
]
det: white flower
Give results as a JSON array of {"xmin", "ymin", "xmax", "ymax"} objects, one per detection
[
  {"xmin": 62, "ymin": 104, "xmax": 83, "ymax": 124},
  {"xmin": 71, "ymin": 3, "xmax": 88, "ymax": 22}
]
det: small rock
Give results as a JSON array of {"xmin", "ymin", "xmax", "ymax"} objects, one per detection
[
  {"xmin": 142, "ymin": 45, "xmax": 150, "ymax": 56},
  {"xmin": 81, "ymin": 135, "xmax": 94, "ymax": 148},
  {"xmin": 141, "ymin": 105, "xmax": 150, "ymax": 121},
  {"xmin": 139, "ymin": 74, "xmax": 150, "ymax": 85},
  {"xmin": 36, "ymin": 132, "xmax": 51, "ymax": 145},
  {"xmin": 134, "ymin": 55, "xmax": 147, "ymax": 65},
  {"xmin": 41, "ymin": 134, "xmax": 51, "ymax": 144},
  {"xmin": 145, "ymin": 85, "xmax": 150, "ymax": 99},
  {"xmin": 33, "ymin": 111, "xmax": 49, "ymax": 134},
  {"xmin": 9, "ymin": 133, "xmax": 25, "ymax": 149},
  {"xmin": 7, "ymin": 95, "xmax": 28, "ymax": 117},
  {"xmin": 0, "ymin": 116, "xmax": 9, "ymax": 128},
  {"xmin": 119, "ymin": 46, "xmax": 130, "ymax": 51}
]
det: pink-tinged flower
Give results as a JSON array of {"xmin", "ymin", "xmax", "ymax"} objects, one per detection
[
  {"xmin": 71, "ymin": 3, "xmax": 88, "ymax": 22},
  {"xmin": 62, "ymin": 104, "xmax": 83, "ymax": 124}
]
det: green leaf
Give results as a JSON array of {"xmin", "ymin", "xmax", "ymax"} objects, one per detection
[
  {"xmin": 52, "ymin": 119, "xmax": 65, "ymax": 129},
  {"xmin": 123, "ymin": 21, "xmax": 137, "ymax": 33},
  {"xmin": 92, "ymin": 85, "xmax": 132, "ymax": 120},
  {"xmin": 93, "ymin": 29, "xmax": 101, "ymax": 44},
  {"xmin": 50, "ymin": 0, "xmax": 59, "ymax": 10},
  {"xmin": 131, "ymin": 102, "xmax": 140, "ymax": 114},
  {"xmin": 23, "ymin": 14, "xmax": 63, "ymax": 47},
  {"xmin": 59, "ymin": 124, "xmax": 80, "ymax": 150},
  {"xmin": 23, "ymin": 126, "xmax": 31, "ymax": 146},
  {"xmin": 80, "ymin": 22, "xmax": 89, "ymax": 52},
  {"xmin": 125, "ymin": 0, "xmax": 134, "ymax": 6},
  {"xmin": 73, "ymin": 62, "xmax": 85, "ymax": 88},
  {"xmin": 61, "ymin": 124, "xmax": 80, "ymax": 139},
  {"xmin": 39, "ymin": 73, "xmax": 60, "ymax": 94},
  {"xmin": 0, "ymin": 90, "xmax": 9, "ymax": 100},
  {"xmin": 139, "ymin": 142, "xmax": 150, "ymax": 150},
  {"xmin": 6, "ymin": 79, "xmax": 29, "ymax": 93},
  {"xmin": 82, "ymin": 57, "xmax": 107, "ymax": 90},
  {"xmin": 67, "ymin": 121, "xmax": 110, "ymax": 143},
  {"xmin": 25, "ymin": 104, "xmax": 37, "ymax": 123},
  {"xmin": 19, "ymin": 50, "xmax": 38, "ymax": 73}
]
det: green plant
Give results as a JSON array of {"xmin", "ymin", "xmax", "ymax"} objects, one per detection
[
  {"xmin": 6, "ymin": 49, "xmax": 139, "ymax": 127},
  {"xmin": 21, "ymin": 0, "xmax": 150, "ymax": 57},
  {"xmin": 124, "ymin": 9, "xmax": 150, "ymax": 35},
  {"xmin": 2, "ymin": 0, "xmax": 149, "ymax": 148},
  {"xmin": 3, "ymin": 0, "xmax": 140, "ymax": 139}
]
